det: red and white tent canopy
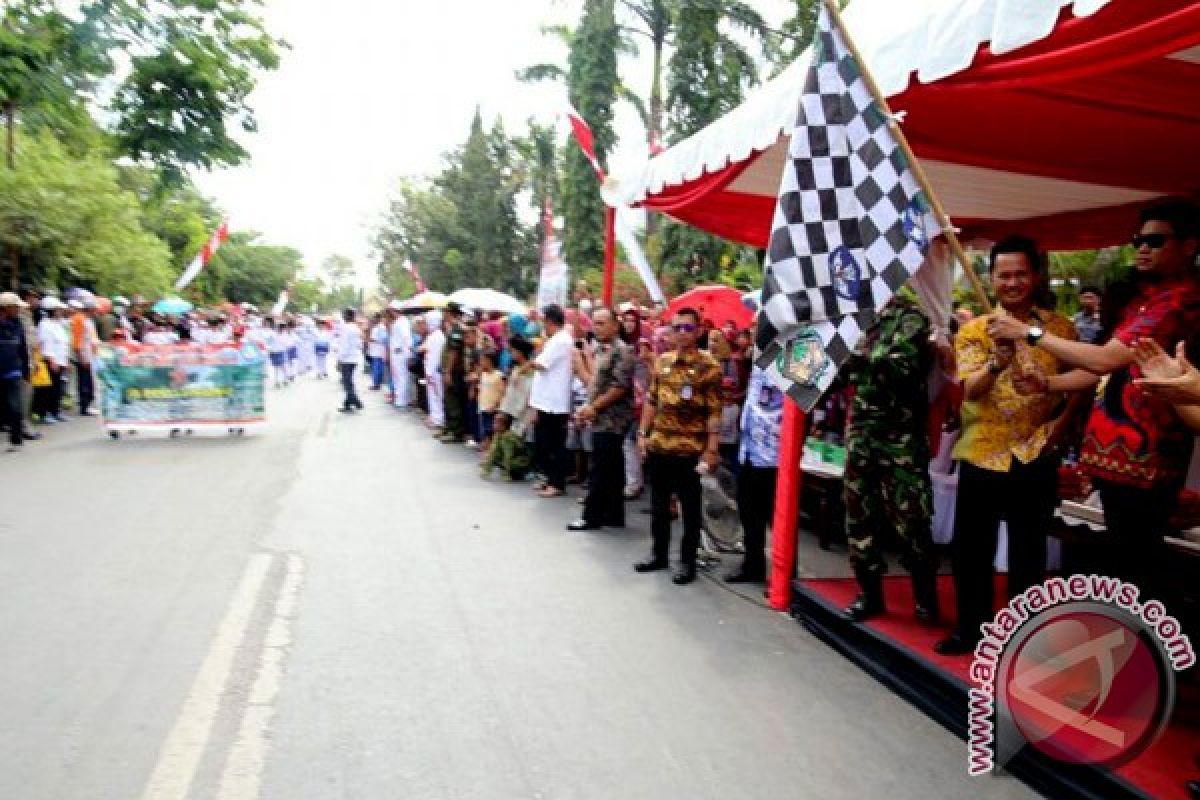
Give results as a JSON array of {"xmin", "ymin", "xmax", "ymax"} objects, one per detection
[{"xmin": 605, "ymin": 0, "xmax": 1200, "ymax": 251}]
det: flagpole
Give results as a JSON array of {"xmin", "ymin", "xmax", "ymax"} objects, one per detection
[{"xmin": 822, "ymin": 0, "xmax": 992, "ymax": 314}]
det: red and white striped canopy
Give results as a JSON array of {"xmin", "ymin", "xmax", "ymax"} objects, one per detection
[{"xmin": 605, "ymin": 0, "xmax": 1200, "ymax": 251}]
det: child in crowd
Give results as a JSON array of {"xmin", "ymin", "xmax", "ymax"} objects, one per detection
[
  {"xmin": 476, "ymin": 351, "xmax": 505, "ymax": 454},
  {"xmin": 284, "ymin": 322, "xmax": 299, "ymax": 383},
  {"xmin": 479, "ymin": 413, "xmax": 532, "ymax": 481},
  {"xmin": 267, "ymin": 322, "xmax": 288, "ymax": 388},
  {"xmin": 314, "ymin": 322, "xmax": 331, "ymax": 379}
]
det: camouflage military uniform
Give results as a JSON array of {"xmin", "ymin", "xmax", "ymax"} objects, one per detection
[
  {"xmin": 440, "ymin": 322, "xmax": 466, "ymax": 438},
  {"xmin": 843, "ymin": 300, "xmax": 935, "ymax": 577}
]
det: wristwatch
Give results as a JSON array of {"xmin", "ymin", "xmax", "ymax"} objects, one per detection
[{"xmin": 1026, "ymin": 325, "xmax": 1045, "ymax": 346}]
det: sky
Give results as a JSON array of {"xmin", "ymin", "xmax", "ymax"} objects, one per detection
[{"xmin": 192, "ymin": 0, "xmax": 792, "ymax": 288}]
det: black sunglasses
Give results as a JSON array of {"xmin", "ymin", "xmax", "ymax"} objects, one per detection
[
  {"xmin": 1131, "ymin": 232, "xmax": 1173, "ymax": 250},
  {"xmin": 671, "ymin": 323, "xmax": 697, "ymax": 333}
]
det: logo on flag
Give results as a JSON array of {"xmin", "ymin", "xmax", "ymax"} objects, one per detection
[{"xmin": 756, "ymin": 6, "xmax": 941, "ymax": 410}]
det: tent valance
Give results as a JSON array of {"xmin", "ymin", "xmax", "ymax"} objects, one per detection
[{"xmin": 606, "ymin": 0, "xmax": 1200, "ymax": 251}]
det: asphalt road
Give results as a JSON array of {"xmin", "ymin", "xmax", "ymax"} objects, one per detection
[{"xmin": 0, "ymin": 376, "xmax": 1040, "ymax": 800}]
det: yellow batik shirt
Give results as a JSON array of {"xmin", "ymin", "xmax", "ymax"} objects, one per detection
[
  {"xmin": 952, "ymin": 310, "xmax": 1076, "ymax": 472},
  {"xmin": 646, "ymin": 349, "xmax": 723, "ymax": 457}
]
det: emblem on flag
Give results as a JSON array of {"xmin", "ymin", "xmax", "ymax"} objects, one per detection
[{"xmin": 756, "ymin": 5, "xmax": 942, "ymax": 411}]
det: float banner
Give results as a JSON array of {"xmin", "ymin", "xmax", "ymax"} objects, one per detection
[{"xmin": 96, "ymin": 343, "xmax": 266, "ymax": 425}]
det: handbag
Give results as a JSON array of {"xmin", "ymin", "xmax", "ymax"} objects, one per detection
[{"xmin": 31, "ymin": 357, "xmax": 51, "ymax": 388}]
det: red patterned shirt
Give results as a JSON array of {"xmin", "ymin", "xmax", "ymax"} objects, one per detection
[{"xmin": 1080, "ymin": 278, "xmax": 1200, "ymax": 489}]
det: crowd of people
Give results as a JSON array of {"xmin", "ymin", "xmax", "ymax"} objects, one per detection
[
  {"xmin": 332, "ymin": 294, "xmax": 776, "ymax": 587},
  {"xmin": 4, "ymin": 200, "xmax": 1198, "ymax": 639}
]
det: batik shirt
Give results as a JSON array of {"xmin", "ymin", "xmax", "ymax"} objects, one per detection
[
  {"xmin": 1081, "ymin": 278, "xmax": 1200, "ymax": 488},
  {"xmin": 646, "ymin": 349, "xmax": 722, "ymax": 457},
  {"xmin": 588, "ymin": 340, "xmax": 636, "ymax": 435},
  {"xmin": 953, "ymin": 309, "xmax": 1075, "ymax": 472}
]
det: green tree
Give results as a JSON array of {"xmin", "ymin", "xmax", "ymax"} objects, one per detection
[
  {"xmin": 561, "ymin": 0, "xmax": 619, "ymax": 273},
  {"xmin": 209, "ymin": 232, "xmax": 305, "ymax": 307},
  {"xmin": 321, "ymin": 254, "xmax": 356, "ymax": 290},
  {"xmin": 0, "ymin": 0, "xmax": 283, "ymax": 181},
  {"xmin": 0, "ymin": 129, "xmax": 173, "ymax": 295}
]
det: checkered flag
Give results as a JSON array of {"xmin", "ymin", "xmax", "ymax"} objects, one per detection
[{"xmin": 756, "ymin": 4, "xmax": 940, "ymax": 411}]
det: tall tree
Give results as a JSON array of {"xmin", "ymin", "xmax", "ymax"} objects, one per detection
[
  {"xmin": 562, "ymin": 0, "xmax": 619, "ymax": 273},
  {"xmin": 0, "ymin": 0, "xmax": 283, "ymax": 181},
  {"xmin": 657, "ymin": 2, "xmax": 768, "ymax": 285},
  {"xmin": 0, "ymin": 129, "xmax": 173, "ymax": 295},
  {"xmin": 209, "ymin": 232, "xmax": 305, "ymax": 307}
]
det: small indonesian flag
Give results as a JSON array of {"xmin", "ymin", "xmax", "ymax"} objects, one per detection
[
  {"xmin": 403, "ymin": 259, "xmax": 427, "ymax": 292},
  {"xmin": 566, "ymin": 105, "xmax": 605, "ymax": 182},
  {"xmin": 175, "ymin": 219, "xmax": 230, "ymax": 291}
]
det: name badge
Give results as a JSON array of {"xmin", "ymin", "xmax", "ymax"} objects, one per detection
[{"xmin": 681, "ymin": 384, "xmax": 693, "ymax": 400}]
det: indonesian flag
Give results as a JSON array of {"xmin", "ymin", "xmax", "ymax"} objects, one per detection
[
  {"xmin": 174, "ymin": 219, "xmax": 230, "ymax": 291},
  {"xmin": 403, "ymin": 258, "xmax": 427, "ymax": 292},
  {"xmin": 271, "ymin": 286, "xmax": 289, "ymax": 316},
  {"xmin": 566, "ymin": 105, "xmax": 605, "ymax": 182}
]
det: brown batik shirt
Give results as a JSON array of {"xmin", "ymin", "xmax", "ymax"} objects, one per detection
[{"xmin": 645, "ymin": 348, "xmax": 722, "ymax": 457}]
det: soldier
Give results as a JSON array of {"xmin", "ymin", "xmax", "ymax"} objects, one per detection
[
  {"xmin": 438, "ymin": 303, "xmax": 468, "ymax": 443},
  {"xmin": 843, "ymin": 296, "xmax": 939, "ymax": 624}
]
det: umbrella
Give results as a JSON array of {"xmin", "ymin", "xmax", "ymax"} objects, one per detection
[
  {"xmin": 663, "ymin": 285, "xmax": 754, "ymax": 330},
  {"xmin": 152, "ymin": 296, "xmax": 194, "ymax": 315},
  {"xmin": 447, "ymin": 288, "xmax": 527, "ymax": 315},
  {"xmin": 398, "ymin": 290, "xmax": 448, "ymax": 313}
]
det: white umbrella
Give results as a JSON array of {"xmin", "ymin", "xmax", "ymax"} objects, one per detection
[{"xmin": 448, "ymin": 288, "xmax": 527, "ymax": 315}]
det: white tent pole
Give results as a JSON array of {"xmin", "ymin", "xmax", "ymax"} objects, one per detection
[{"xmin": 823, "ymin": 0, "xmax": 992, "ymax": 313}]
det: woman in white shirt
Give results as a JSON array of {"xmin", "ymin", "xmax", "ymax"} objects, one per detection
[{"xmin": 35, "ymin": 299, "xmax": 70, "ymax": 422}]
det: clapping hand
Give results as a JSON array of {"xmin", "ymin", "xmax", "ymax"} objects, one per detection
[{"xmin": 1133, "ymin": 339, "xmax": 1200, "ymax": 405}]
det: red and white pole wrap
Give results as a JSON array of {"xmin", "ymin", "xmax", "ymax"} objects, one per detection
[{"xmin": 175, "ymin": 220, "xmax": 230, "ymax": 291}]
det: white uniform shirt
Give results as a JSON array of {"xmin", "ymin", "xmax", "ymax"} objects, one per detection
[
  {"xmin": 530, "ymin": 327, "xmax": 574, "ymax": 414},
  {"xmin": 422, "ymin": 328, "xmax": 445, "ymax": 377},
  {"xmin": 336, "ymin": 321, "xmax": 363, "ymax": 365},
  {"xmin": 37, "ymin": 317, "xmax": 69, "ymax": 367},
  {"xmin": 368, "ymin": 323, "xmax": 388, "ymax": 359},
  {"xmin": 389, "ymin": 317, "xmax": 411, "ymax": 360}
]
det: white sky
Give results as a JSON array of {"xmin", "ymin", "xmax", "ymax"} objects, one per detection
[{"xmin": 192, "ymin": 0, "xmax": 792, "ymax": 288}]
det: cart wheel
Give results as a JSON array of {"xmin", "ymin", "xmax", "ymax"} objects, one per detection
[
  {"xmin": 236, "ymin": 428, "xmax": 245, "ymax": 436},
  {"xmin": 185, "ymin": 428, "xmax": 194, "ymax": 436},
  {"xmin": 169, "ymin": 428, "xmax": 180, "ymax": 437},
  {"xmin": 108, "ymin": 430, "xmax": 120, "ymax": 440}
]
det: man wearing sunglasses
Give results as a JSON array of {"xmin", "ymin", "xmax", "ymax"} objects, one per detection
[
  {"xmin": 633, "ymin": 308, "xmax": 723, "ymax": 585},
  {"xmin": 988, "ymin": 198, "xmax": 1200, "ymax": 607}
]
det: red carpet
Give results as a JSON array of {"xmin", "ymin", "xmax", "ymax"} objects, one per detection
[{"xmin": 803, "ymin": 576, "xmax": 1198, "ymax": 800}]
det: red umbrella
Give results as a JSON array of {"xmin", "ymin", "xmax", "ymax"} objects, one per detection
[{"xmin": 663, "ymin": 285, "xmax": 754, "ymax": 330}]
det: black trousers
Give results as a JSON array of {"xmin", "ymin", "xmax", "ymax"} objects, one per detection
[
  {"xmin": 737, "ymin": 464, "xmax": 778, "ymax": 576},
  {"xmin": 950, "ymin": 455, "xmax": 1058, "ymax": 640},
  {"xmin": 34, "ymin": 364, "xmax": 63, "ymax": 417},
  {"xmin": 583, "ymin": 431, "xmax": 626, "ymax": 527},
  {"xmin": 339, "ymin": 363, "xmax": 363, "ymax": 410},
  {"xmin": 534, "ymin": 411, "xmax": 569, "ymax": 490},
  {"xmin": 74, "ymin": 361, "xmax": 94, "ymax": 413},
  {"xmin": 1095, "ymin": 478, "xmax": 1176, "ymax": 605},
  {"xmin": 647, "ymin": 452, "xmax": 704, "ymax": 567},
  {"xmin": 1, "ymin": 377, "xmax": 22, "ymax": 446}
]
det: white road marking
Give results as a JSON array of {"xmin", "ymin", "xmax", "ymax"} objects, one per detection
[
  {"xmin": 140, "ymin": 553, "xmax": 275, "ymax": 800},
  {"xmin": 216, "ymin": 553, "xmax": 305, "ymax": 800}
]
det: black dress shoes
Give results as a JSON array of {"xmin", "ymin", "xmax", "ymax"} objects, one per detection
[
  {"xmin": 934, "ymin": 633, "xmax": 979, "ymax": 656},
  {"xmin": 566, "ymin": 519, "xmax": 602, "ymax": 531},
  {"xmin": 672, "ymin": 566, "xmax": 697, "ymax": 585},
  {"xmin": 634, "ymin": 558, "xmax": 668, "ymax": 573}
]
